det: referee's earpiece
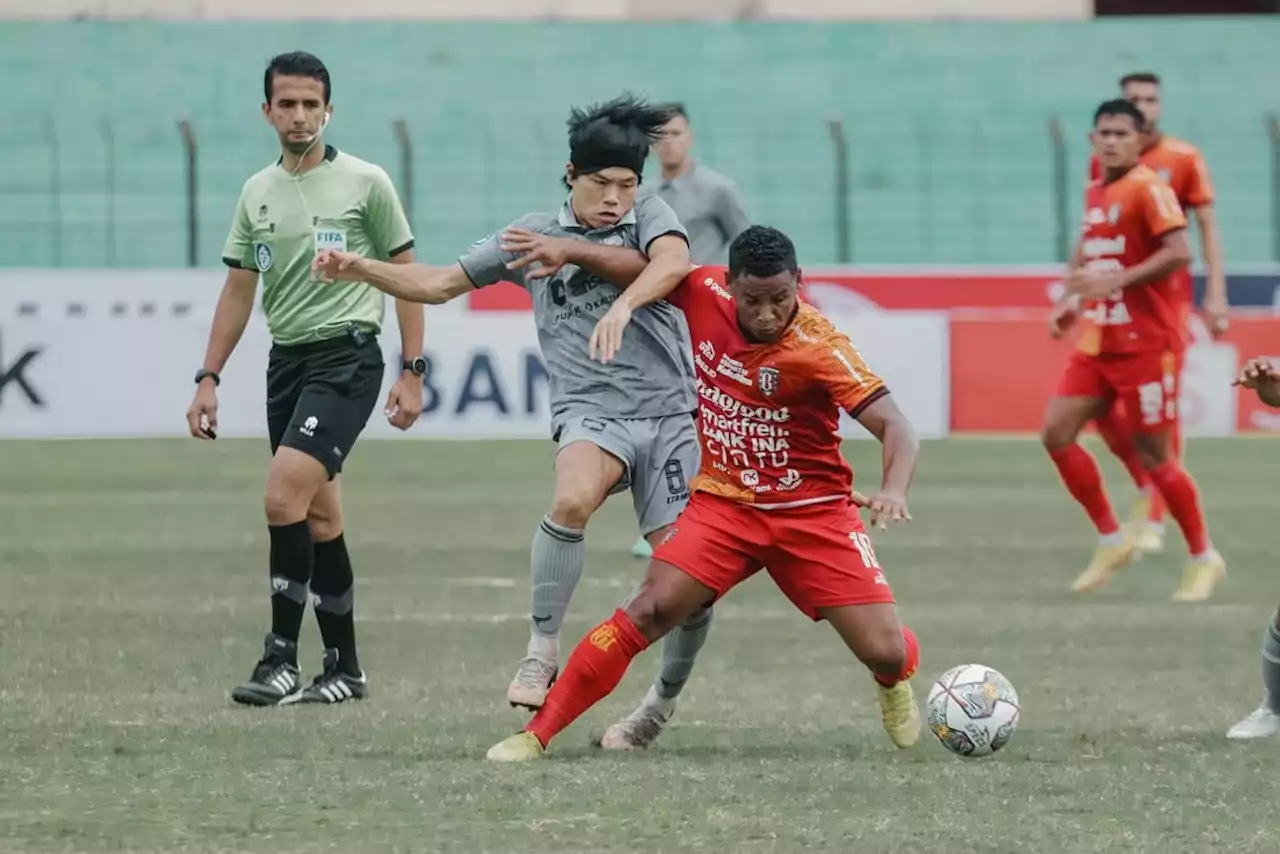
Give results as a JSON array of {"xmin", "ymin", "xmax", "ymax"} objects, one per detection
[{"xmin": 322, "ymin": 112, "xmax": 330, "ymax": 130}]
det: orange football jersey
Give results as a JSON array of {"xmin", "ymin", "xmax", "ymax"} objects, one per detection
[
  {"xmin": 1076, "ymin": 165, "xmax": 1188, "ymax": 356},
  {"xmin": 667, "ymin": 266, "xmax": 887, "ymax": 508}
]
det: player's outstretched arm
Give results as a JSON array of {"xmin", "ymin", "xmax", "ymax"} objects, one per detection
[
  {"xmin": 590, "ymin": 235, "xmax": 692, "ymax": 363},
  {"xmin": 853, "ymin": 394, "xmax": 919, "ymax": 530},
  {"xmin": 499, "ymin": 227, "xmax": 650, "ymax": 287},
  {"xmin": 312, "ymin": 251, "xmax": 474, "ymax": 305},
  {"xmin": 186, "ymin": 265, "xmax": 259, "ymax": 440}
]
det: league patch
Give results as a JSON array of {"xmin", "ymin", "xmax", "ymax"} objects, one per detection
[{"xmin": 255, "ymin": 243, "xmax": 274, "ymax": 272}]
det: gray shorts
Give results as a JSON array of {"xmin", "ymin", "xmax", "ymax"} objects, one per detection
[{"xmin": 554, "ymin": 413, "xmax": 699, "ymax": 535}]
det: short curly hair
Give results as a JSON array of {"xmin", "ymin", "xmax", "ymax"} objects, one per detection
[{"xmin": 728, "ymin": 226, "xmax": 798, "ymax": 280}]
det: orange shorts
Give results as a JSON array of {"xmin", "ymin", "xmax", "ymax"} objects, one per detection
[
  {"xmin": 1057, "ymin": 349, "xmax": 1181, "ymax": 434},
  {"xmin": 653, "ymin": 491, "xmax": 895, "ymax": 621}
]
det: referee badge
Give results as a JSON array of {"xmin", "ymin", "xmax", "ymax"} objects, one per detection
[{"xmin": 255, "ymin": 243, "xmax": 274, "ymax": 272}]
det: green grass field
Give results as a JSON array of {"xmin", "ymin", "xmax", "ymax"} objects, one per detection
[{"xmin": 2, "ymin": 436, "xmax": 1278, "ymax": 853}]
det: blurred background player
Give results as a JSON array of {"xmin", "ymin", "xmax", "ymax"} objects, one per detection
[
  {"xmin": 1045, "ymin": 99, "xmax": 1223, "ymax": 601},
  {"xmin": 312, "ymin": 95, "xmax": 716, "ymax": 747},
  {"xmin": 1226, "ymin": 357, "xmax": 1280, "ymax": 739},
  {"xmin": 486, "ymin": 225, "xmax": 922, "ymax": 762},
  {"xmin": 628, "ymin": 102, "xmax": 751, "ymax": 560},
  {"xmin": 1083, "ymin": 72, "xmax": 1228, "ymax": 560},
  {"xmin": 186, "ymin": 51, "xmax": 425, "ymax": 707}
]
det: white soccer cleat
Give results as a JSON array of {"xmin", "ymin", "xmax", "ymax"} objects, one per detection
[
  {"xmin": 600, "ymin": 688, "xmax": 675, "ymax": 751},
  {"xmin": 1226, "ymin": 703, "xmax": 1280, "ymax": 740},
  {"xmin": 506, "ymin": 657, "xmax": 558, "ymax": 710}
]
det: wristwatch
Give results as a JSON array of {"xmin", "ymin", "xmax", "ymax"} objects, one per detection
[
  {"xmin": 402, "ymin": 357, "xmax": 427, "ymax": 376},
  {"xmin": 194, "ymin": 369, "xmax": 221, "ymax": 387}
]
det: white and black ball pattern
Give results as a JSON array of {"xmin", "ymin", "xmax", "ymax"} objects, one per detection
[{"xmin": 926, "ymin": 664, "xmax": 1020, "ymax": 758}]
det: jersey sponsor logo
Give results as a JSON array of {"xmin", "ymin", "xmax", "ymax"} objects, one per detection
[
  {"xmin": 255, "ymin": 243, "xmax": 274, "ymax": 272},
  {"xmin": 697, "ymin": 379, "xmax": 790, "ymax": 422},
  {"xmin": 715, "ymin": 353, "xmax": 752, "ymax": 386},
  {"xmin": 299, "ymin": 415, "xmax": 318, "ymax": 437},
  {"xmin": 757, "ymin": 366, "xmax": 780, "ymax": 397},
  {"xmin": 1082, "ymin": 235, "xmax": 1126, "ymax": 258},
  {"xmin": 703, "ymin": 276, "xmax": 733, "ymax": 302},
  {"xmin": 776, "ymin": 468, "xmax": 803, "ymax": 491},
  {"xmin": 699, "ymin": 340, "xmax": 716, "ymax": 362},
  {"xmin": 740, "ymin": 469, "xmax": 760, "ymax": 486},
  {"xmin": 1083, "ymin": 204, "xmax": 1122, "ymax": 227}
]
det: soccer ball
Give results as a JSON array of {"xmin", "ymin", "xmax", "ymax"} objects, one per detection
[{"xmin": 925, "ymin": 664, "xmax": 1020, "ymax": 758}]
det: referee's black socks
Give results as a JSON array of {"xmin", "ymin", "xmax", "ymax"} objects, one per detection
[
  {"xmin": 268, "ymin": 520, "xmax": 314, "ymax": 653},
  {"xmin": 312, "ymin": 534, "xmax": 360, "ymax": 676}
]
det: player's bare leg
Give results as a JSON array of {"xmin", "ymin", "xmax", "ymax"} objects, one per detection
[
  {"xmin": 1129, "ymin": 428, "xmax": 1224, "ymax": 602},
  {"xmin": 1228, "ymin": 608, "xmax": 1280, "ymax": 739},
  {"xmin": 233, "ymin": 447, "xmax": 329, "ymax": 706},
  {"xmin": 1094, "ymin": 402, "xmax": 1163, "ymax": 554},
  {"xmin": 1043, "ymin": 395, "xmax": 1138, "ymax": 592},
  {"xmin": 601, "ymin": 526, "xmax": 714, "ymax": 751},
  {"xmin": 508, "ymin": 441, "xmax": 623, "ymax": 710},
  {"xmin": 489, "ymin": 559, "xmax": 713, "ymax": 761},
  {"xmin": 820, "ymin": 603, "xmax": 921, "ymax": 748}
]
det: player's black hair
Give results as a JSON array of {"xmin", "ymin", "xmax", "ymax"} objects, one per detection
[
  {"xmin": 1120, "ymin": 71, "xmax": 1161, "ymax": 89},
  {"xmin": 564, "ymin": 93, "xmax": 671, "ymax": 187},
  {"xmin": 658, "ymin": 102, "xmax": 689, "ymax": 122},
  {"xmin": 1093, "ymin": 98, "xmax": 1146, "ymax": 132},
  {"xmin": 265, "ymin": 51, "xmax": 331, "ymax": 104},
  {"xmin": 728, "ymin": 226, "xmax": 798, "ymax": 281}
]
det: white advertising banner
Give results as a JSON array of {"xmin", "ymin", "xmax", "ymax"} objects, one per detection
[{"xmin": 0, "ymin": 271, "xmax": 949, "ymax": 440}]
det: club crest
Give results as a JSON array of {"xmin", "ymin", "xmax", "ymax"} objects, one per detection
[{"xmin": 757, "ymin": 366, "xmax": 780, "ymax": 397}]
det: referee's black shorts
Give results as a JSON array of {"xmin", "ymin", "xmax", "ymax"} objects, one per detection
[{"xmin": 266, "ymin": 328, "xmax": 384, "ymax": 478}]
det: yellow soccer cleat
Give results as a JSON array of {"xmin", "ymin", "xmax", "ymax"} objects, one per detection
[
  {"xmin": 1171, "ymin": 551, "xmax": 1226, "ymax": 603},
  {"xmin": 486, "ymin": 731, "xmax": 546, "ymax": 762},
  {"xmin": 875, "ymin": 680, "xmax": 921, "ymax": 749},
  {"xmin": 1070, "ymin": 539, "xmax": 1139, "ymax": 593}
]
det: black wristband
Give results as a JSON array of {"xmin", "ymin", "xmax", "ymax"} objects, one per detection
[{"xmin": 194, "ymin": 369, "xmax": 221, "ymax": 387}]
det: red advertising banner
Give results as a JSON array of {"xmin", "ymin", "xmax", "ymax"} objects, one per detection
[{"xmin": 949, "ymin": 313, "xmax": 1280, "ymax": 435}]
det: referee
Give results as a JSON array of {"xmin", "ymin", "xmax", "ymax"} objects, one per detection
[
  {"xmin": 185, "ymin": 51, "xmax": 425, "ymax": 707},
  {"xmin": 630, "ymin": 101, "xmax": 750, "ymax": 558}
]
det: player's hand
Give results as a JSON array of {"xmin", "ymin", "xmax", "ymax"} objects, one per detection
[
  {"xmin": 312, "ymin": 250, "xmax": 366, "ymax": 283},
  {"xmin": 500, "ymin": 228, "xmax": 575, "ymax": 280},
  {"xmin": 1233, "ymin": 357, "xmax": 1279, "ymax": 390},
  {"xmin": 590, "ymin": 299, "xmax": 633, "ymax": 364},
  {"xmin": 384, "ymin": 375, "xmax": 423, "ymax": 431},
  {"xmin": 186, "ymin": 383, "xmax": 219, "ymax": 440},
  {"xmin": 1064, "ymin": 268, "xmax": 1124, "ymax": 299},
  {"xmin": 851, "ymin": 489, "xmax": 911, "ymax": 530},
  {"xmin": 1202, "ymin": 292, "xmax": 1230, "ymax": 339},
  {"xmin": 1049, "ymin": 299, "xmax": 1079, "ymax": 340}
]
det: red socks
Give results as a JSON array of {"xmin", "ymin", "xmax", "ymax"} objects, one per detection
[
  {"xmin": 1049, "ymin": 445, "xmax": 1121, "ymax": 536},
  {"xmin": 1145, "ymin": 420, "xmax": 1182, "ymax": 524},
  {"xmin": 1148, "ymin": 460, "xmax": 1209, "ymax": 556},
  {"xmin": 875, "ymin": 626, "xmax": 920, "ymax": 687},
  {"xmin": 525, "ymin": 609, "xmax": 650, "ymax": 748}
]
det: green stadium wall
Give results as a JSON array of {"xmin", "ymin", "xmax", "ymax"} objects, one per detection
[{"xmin": 1, "ymin": 19, "xmax": 1277, "ymax": 268}]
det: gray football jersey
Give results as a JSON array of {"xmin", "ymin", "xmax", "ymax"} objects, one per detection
[{"xmin": 458, "ymin": 194, "xmax": 697, "ymax": 426}]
